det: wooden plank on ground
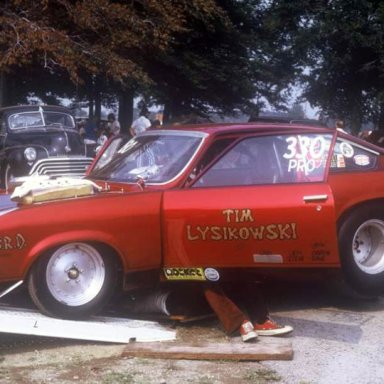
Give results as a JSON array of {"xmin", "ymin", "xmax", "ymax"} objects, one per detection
[{"xmin": 122, "ymin": 338, "xmax": 293, "ymax": 361}]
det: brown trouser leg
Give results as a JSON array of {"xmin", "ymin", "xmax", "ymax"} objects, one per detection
[{"xmin": 203, "ymin": 285, "xmax": 248, "ymax": 334}]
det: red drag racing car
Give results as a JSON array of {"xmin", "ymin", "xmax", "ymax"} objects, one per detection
[{"xmin": 0, "ymin": 122, "xmax": 384, "ymax": 318}]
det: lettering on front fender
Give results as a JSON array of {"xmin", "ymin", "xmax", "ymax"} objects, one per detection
[{"xmin": 0, "ymin": 234, "xmax": 26, "ymax": 250}]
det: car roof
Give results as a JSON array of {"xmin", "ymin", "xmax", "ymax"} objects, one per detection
[
  {"xmin": 0, "ymin": 105, "xmax": 73, "ymax": 115},
  {"xmin": 147, "ymin": 122, "xmax": 384, "ymax": 154},
  {"xmin": 248, "ymin": 115, "xmax": 328, "ymax": 127},
  {"xmin": 154, "ymin": 121, "xmax": 333, "ymax": 136}
]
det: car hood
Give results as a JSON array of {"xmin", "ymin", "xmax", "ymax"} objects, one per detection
[
  {"xmin": 0, "ymin": 194, "xmax": 18, "ymax": 214},
  {"xmin": 7, "ymin": 130, "xmax": 85, "ymax": 156}
]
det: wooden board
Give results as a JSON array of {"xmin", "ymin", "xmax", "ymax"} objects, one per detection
[{"xmin": 122, "ymin": 338, "xmax": 293, "ymax": 361}]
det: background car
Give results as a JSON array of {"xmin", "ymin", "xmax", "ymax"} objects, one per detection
[
  {"xmin": 2, "ymin": 121, "xmax": 384, "ymax": 319},
  {"xmin": 0, "ymin": 105, "xmax": 94, "ymax": 190}
]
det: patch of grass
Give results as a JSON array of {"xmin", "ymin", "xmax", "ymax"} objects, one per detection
[
  {"xmin": 68, "ymin": 354, "xmax": 86, "ymax": 366},
  {"xmin": 196, "ymin": 375, "xmax": 215, "ymax": 384},
  {"xmin": 134, "ymin": 358, "xmax": 152, "ymax": 365},
  {"xmin": 0, "ymin": 367, "xmax": 9, "ymax": 376},
  {"xmin": 101, "ymin": 371, "xmax": 136, "ymax": 384},
  {"xmin": 243, "ymin": 368, "xmax": 282, "ymax": 383}
]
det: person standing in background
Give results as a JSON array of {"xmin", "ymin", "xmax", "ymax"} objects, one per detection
[
  {"xmin": 108, "ymin": 113, "xmax": 121, "ymax": 136},
  {"xmin": 130, "ymin": 110, "xmax": 151, "ymax": 137}
]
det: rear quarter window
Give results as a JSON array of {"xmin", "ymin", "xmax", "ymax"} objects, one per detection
[{"xmin": 330, "ymin": 139, "xmax": 379, "ymax": 173}]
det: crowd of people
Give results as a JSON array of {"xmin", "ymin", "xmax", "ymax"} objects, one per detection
[{"xmin": 77, "ymin": 107, "xmax": 163, "ymax": 155}]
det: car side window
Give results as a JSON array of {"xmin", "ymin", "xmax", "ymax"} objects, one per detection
[
  {"xmin": 330, "ymin": 139, "xmax": 379, "ymax": 173},
  {"xmin": 192, "ymin": 134, "xmax": 332, "ymax": 188}
]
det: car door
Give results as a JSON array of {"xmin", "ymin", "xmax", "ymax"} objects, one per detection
[{"xmin": 162, "ymin": 132, "xmax": 340, "ymax": 272}]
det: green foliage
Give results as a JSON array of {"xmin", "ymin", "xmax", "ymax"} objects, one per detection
[
  {"xmin": 0, "ymin": 0, "xmax": 223, "ymax": 84},
  {"xmin": 141, "ymin": 0, "xmax": 298, "ymax": 120},
  {"xmin": 268, "ymin": 0, "xmax": 384, "ymax": 133},
  {"xmin": 243, "ymin": 367, "xmax": 282, "ymax": 383}
]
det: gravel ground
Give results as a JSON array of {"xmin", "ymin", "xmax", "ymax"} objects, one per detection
[{"xmin": 1, "ymin": 281, "xmax": 383, "ymax": 384}]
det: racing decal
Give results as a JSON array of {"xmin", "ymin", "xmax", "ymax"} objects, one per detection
[
  {"xmin": 283, "ymin": 135, "xmax": 328, "ymax": 176},
  {"xmin": 204, "ymin": 268, "xmax": 220, "ymax": 281},
  {"xmin": 340, "ymin": 142, "xmax": 354, "ymax": 158},
  {"xmin": 311, "ymin": 242, "xmax": 330, "ymax": 262},
  {"xmin": 186, "ymin": 209, "xmax": 297, "ymax": 242},
  {"xmin": 253, "ymin": 254, "xmax": 283, "ymax": 263},
  {"xmin": 330, "ymin": 154, "xmax": 346, "ymax": 168},
  {"xmin": 0, "ymin": 233, "xmax": 26, "ymax": 251},
  {"xmin": 353, "ymin": 154, "xmax": 370, "ymax": 166},
  {"xmin": 288, "ymin": 250, "xmax": 304, "ymax": 263},
  {"xmin": 336, "ymin": 154, "xmax": 346, "ymax": 168},
  {"xmin": 163, "ymin": 267, "xmax": 206, "ymax": 281}
]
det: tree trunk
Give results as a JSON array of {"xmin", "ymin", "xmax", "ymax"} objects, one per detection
[
  {"xmin": 163, "ymin": 103, "xmax": 171, "ymax": 124},
  {"xmin": 94, "ymin": 77, "xmax": 102, "ymax": 125},
  {"xmin": 378, "ymin": 102, "xmax": 384, "ymax": 131},
  {"xmin": 118, "ymin": 90, "xmax": 134, "ymax": 135},
  {"xmin": 349, "ymin": 110, "xmax": 362, "ymax": 136},
  {"xmin": 0, "ymin": 72, "xmax": 6, "ymax": 107},
  {"xmin": 348, "ymin": 88, "xmax": 363, "ymax": 136}
]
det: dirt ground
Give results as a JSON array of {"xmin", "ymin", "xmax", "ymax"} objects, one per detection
[
  {"xmin": 1, "ymin": 279, "xmax": 381, "ymax": 384},
  {"xmin": 0, "ymin": 318, "xmax": 282, "ymax": 384},
  {"xmin": 0, "ymin": 284, "xmax": 294, "ymax": 384}
]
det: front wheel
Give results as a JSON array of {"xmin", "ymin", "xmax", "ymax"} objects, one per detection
[
  {"xmin": 338, "ymin": 206, "xmax": 384, "ymax": 296},
  {"xmin": 28, "ymin": 242, "xmax": 118, "ymax": 319}
]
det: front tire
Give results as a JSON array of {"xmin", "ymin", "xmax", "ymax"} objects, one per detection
[
  {"xmin": 338, "ymin": 205, "xmax": 384, "ymax": 296},
  {"xmin": 28, "ymin": 242, "xmax": 118, "ymax": 319}
]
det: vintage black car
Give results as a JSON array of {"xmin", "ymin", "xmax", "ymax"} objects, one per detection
[{"xmin": 0, "ymin": 105, "xmax": 94, "ymax": 190}]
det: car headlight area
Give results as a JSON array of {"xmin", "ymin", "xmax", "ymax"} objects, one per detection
[{"xmin": 24, "ymin": 147, "xmax": 37, "ymax": 162}]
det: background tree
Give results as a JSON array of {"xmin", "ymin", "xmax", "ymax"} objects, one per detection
[
  {"xmin": 268, "ymin": 0, "xmax": 384, "ymax": 134},
  {"xmin": 0, "ymin": 0, "xmax": 226, "ymax": 129},
  {"xmin": 141, "ymin": 0, "xmax": 298, "ymax": 122}
]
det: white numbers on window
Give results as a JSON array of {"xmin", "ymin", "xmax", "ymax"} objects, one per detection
[
  {"xmin": 283, "ymin": 135, "xmax": 326, "ymax": 160},
  {"xmin": 283, "ymin": 135, "xmax": 327, "ymax": 175}
]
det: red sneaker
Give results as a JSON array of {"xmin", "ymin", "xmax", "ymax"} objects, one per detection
[
  {"xmin": 254, "ymin": 319, "xmax": 293, "ymax": 336},
  {"xmin": 239, "ymin": 320, "xmax": 258, "ymax": 342}
]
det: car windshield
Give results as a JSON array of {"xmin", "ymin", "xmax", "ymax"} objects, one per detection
[
  {"xmin": 89, "ymin": 131, "xmax": 205, "ymax": 183},
  {"xmin": 91, "ymin": 135, "xmax": 131, "ymax": 172},
  {"xmin": 8, "ymin": 111, "xmax": 76, "ymax": 130}
]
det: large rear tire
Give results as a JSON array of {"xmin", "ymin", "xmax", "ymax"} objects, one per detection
[
  {"xmin": 28, "ymin": 242, "xmax": 118, "ymax": 319},
  {"xmin": 338, "ymin": 205, "xmax": 384, "ymax": 296}
]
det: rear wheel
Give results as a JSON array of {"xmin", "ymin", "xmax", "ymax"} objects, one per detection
[
  {"xmin": 28, "ymin": 242, "xmax": 118, "ymax": 319},
  {"xmin": 338, "ymin": 205, "xmax": 384, "ymax": 296}
]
